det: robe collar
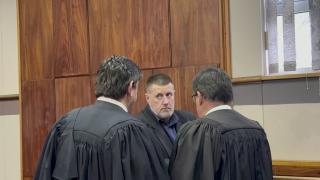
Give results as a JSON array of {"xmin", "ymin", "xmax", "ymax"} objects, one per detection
[
  {"xmin": 97, "ymin": 96, "xmax": 128, "ymax": 112},
  {"xmin": 205, "ymin": 105, "xmax": 232, "ymax": 116}
]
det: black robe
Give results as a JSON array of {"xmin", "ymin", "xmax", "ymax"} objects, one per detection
[
  {"xmin": 136, "ymin": 105, "xmax": 196, "ymax": 158},
  {"xmin": 34, "ymin": 101, "xmax": 169, "ymax": 180},
  {"xmin": 169, "ymin": 109, "xmax": 273, "ymax": 180}
]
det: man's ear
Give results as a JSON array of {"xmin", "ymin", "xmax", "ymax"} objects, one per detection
[
  {"xmin": 197, "ymin": 91, "xmax": 204, "ymax": 105},
  {"xmin": 145, "ymin": 92, "xmax": 150, "ymax": 102},
  {"xmin": 127, "ymin": 81, "xmax": 134, "ymax": 97}
]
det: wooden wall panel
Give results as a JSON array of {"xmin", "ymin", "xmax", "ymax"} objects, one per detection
[
  {"xmin": 273, "ymin": 161, "xmax": 320, "ymax": 177},
  {"xmin": 20, "ymin": 0, "xmax": 229, "ymax": 179},
  {"xmin": 171, "ymin": 0, "xmax": 221, "ymax": 67},
  {"xmin": 53, "ymin": 0, "xmax": 90, "ymax": 77},
  {"xmin": 88, "ymin": 0, "xmax": 170, "ymax": 72},
  {"xmin": 178, "ymin": 65, "xmax": 217, "ymax": 116},
  {"xmin": 179, "ymin": 66, "xmax": 198, "ymax": 115},
  {"xmin": 55, "ymin": 76, "xmax": 92, "ymax": 119},
  {"xmin": 21, "ymin": 80, "xmax": 56, "ymax": 177},
  {"xmin": 130, "ymin": 70, "xmax": 152, "ymax": 115},
  {"xmin": 153, "ymin": 68, "xmax": 182, "ymax": 110},
  {"xmin": 19, "ymin": 0, "xmax": 53, "ymax": 80},
  {"xmin": 91, "ymin": 75, "xmax": 97, "ymax": 103}
]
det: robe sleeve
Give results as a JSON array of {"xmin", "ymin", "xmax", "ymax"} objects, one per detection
[
  {"xmin": 34, "ymin": 109, "xmax": 80, "ymax": 180},
  {"xmin": 33, "ymin": 122, "xmax": 59, "ymax": 180},
  {"xmin": 169, "ymin": 120, "xmax": 223, "ymax": 180}
]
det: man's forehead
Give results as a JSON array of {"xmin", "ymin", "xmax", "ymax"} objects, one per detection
[{"xmin": 149, "ymin": 83, "xmax": 174, "ymax": 93}]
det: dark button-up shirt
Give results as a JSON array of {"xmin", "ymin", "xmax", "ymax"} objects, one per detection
[{"xmin": 159, "ymin": 113, "xmax": 179, "ymax": 142}]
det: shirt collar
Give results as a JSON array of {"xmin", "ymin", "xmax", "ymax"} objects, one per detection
[
  {"xmin": 205, "ymin": 105, "xmax": 232, "ymax": 116},
  {"xmin": 160, "ymin": 113, "xmax": 178, "ymax": 127},
  {"xmin": 97, "ymin": 96, "xmax": 128, "ymax": 112}
]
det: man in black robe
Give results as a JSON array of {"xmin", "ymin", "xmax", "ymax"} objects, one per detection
[
  {"xmin": 136, "ymin": 74, "xmax": 195, "ymax": 164},
  {"xmin": 34, "ymin": 55, "xmax": 169, "ymax": 180},
  {"xmin": 169, "ymin": 68, "xmax": 273, "ymax": 180}
]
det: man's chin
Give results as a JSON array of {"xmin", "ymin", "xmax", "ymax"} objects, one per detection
[{"xmin": 158, "ymin": 112, "xmax": 173, "ymax": 119}]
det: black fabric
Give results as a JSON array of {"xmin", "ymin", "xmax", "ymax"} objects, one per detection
[
  {"xmin": 34, "ymin": 101, "xmax": 169, "ymax": 180},
  {"xmin": 136, "ymin": 105, "xmax": 196, "ymax": 158},
  {"xmin": 158, "ymin": 113, "xmax": 179, "ymax": 142},
  {"xmin": 169, "ymin": 109, "xmax": 273, "ymax": 180}
]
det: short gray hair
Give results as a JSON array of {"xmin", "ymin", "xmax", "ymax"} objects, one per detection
[
  {"xmin": 146, "ymin": 73, "xmax": 172, "ymax": 91},
  {"xmin": 192, "ymin": 68, "xmax": 233, "ymax": 103}
]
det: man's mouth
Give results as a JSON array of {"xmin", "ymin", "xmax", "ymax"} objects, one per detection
[{"xmin": 161, "ymin": 108, "xmax": 171, "ymax": 111}]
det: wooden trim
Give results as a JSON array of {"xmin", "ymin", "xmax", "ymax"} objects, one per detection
[
  {"xmin": 0, "ymin": 94, "xmax": 19, "ymax": 100},
  {"xmin": 232, "ymin": 76, "xmax": 262, "ymax": 84},
  {"xmin": 232, "ymin": 72, "xmax": 320, "ymax": 84},
  {"xmin": 274, "ymin": 176, "xmax": 320, "ymax": 180},
  {"xmin": 273, "ymin": 161, "xmax": 320, "ymax": 177},
  {"xmin": 219, "ymin": 0, "xmax": 232, "ymax": 76},
  {"xmin": 262, "ymin": 72, "xmax": 320, "ymax": 80}
]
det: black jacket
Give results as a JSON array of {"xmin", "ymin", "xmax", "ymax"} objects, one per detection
[{"xmin": 136, "ymin": 105, "xmax": 196, "ymax": 158}]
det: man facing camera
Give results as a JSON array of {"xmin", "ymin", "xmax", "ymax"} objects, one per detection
[
  {"xmin": 169, "ymin": 68, "xmax": 273, "ymax": 180},
  {"xmin": 137, "ymin": 73, "xmax": 196, "ymax": 159}
]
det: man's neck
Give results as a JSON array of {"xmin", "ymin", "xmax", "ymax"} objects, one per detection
[
  {"xmin": 97, "ymin": 96, "xmax": 129, "ymax": 112},
  {"xmin": 200, "ymin": 101, "xmax": 231, "ymax": 117}
]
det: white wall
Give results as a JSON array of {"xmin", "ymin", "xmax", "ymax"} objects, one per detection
[
  {"xmin": 0, "ymin": 0, "xmax": 21, "ymax": 180},
  {"xmin": 230, "ymin": 0, "xmax": 264, "ymax": 78},
  {"xmin": 263, "ymin": 103, "xmax": 320, "ymax": 161},
  {"xmin": 0, "ymin": 0, "xmax": 19, "ymax": 96},
  {"xmin": 0, "ymin": 115, "xmax": 21, "ymax": 180},
  {"xmin": 230, "ymin": 0, "xmax": 320, "ymax": 161},
  {"xmin": 234, "ymin": 103, "xmax": 320, "ymax": 161}
]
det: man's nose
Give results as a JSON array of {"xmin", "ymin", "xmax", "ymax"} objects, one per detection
[{"xmin": 162, "ymin": 96, "xmax": 170, "ymax": 104}]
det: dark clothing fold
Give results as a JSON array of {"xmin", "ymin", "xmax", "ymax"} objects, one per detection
[
  {"xmin": 34, "ymin": 101, "xmax": 169, "ymax": 180},
  {"xmin": 136, "ymin": 105, "xmax": 196, "ymax": 158},
  {"xmin": 169, "ymin": 109, "xmax": 273, "ymax": 180}
]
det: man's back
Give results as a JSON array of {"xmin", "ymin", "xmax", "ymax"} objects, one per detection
[
  {"xmin": 169, "ymin": 109, "xmax": 273, "ymax": 180},
  {"xmin": 34, "ymin": 101, "xmax": 169, "ymax": 180}
]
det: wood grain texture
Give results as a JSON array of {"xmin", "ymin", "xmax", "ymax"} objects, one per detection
[
  {"xmin": 178, "ymin": 66, "xmax": 197, "ymax": 115},
  {"xmin": 171, "ymin": 0, "xmax": 221, "ymax": 67},
  {"xmin": 130, "ymin": 70, "xmax": 152, "ymax": 115},
  {"xmin": 273, "ymin": 161, "xmax": 320, "ymax": 177},
  {"xmin": 19, "ymin": 0, "xmax": 53, "ymax": 80},
  {"xmin": 21, "ymin": 80, "xmax": 56, "ymax": 177},
  {"xmin": 0, "ymin": 94, "xmax": 19, "ymax": 100},
  {"xmin": 220, "ymin": 0, "xmax": 232, "ymax": 76},
  {"xmin": 55, "ymin": 76, "xmax": 92, "ymax": 119},
  {"xmin": 274, "ymin": 177, "xmax": 320, "ymax": 180},
  {"xmin": 91, "ymin": 75, "xmax": 97, "ymax": 103},
  {"xmin": 53, "ymin": 0, "xmax": 90, "ymax": 77},
  {"xmin": 88, "ymin": 0, "xmax": 170, "ymax": 72}
]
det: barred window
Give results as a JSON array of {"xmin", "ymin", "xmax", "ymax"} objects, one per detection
[{"xmin": 264, "ymin": 0, "xmax": 320, "ymax": 75}]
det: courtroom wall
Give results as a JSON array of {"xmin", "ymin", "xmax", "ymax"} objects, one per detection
[
  {"xmin": 229, "ymin": 0, "xmax": 320, "ymax": 175},
  {"xmin": 18, "ymin": 0, "xmax": 228, "ymax": 178},
  {"xmin": 0, "ymin": 0, "xmax": 21, "ymax": 179}
]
